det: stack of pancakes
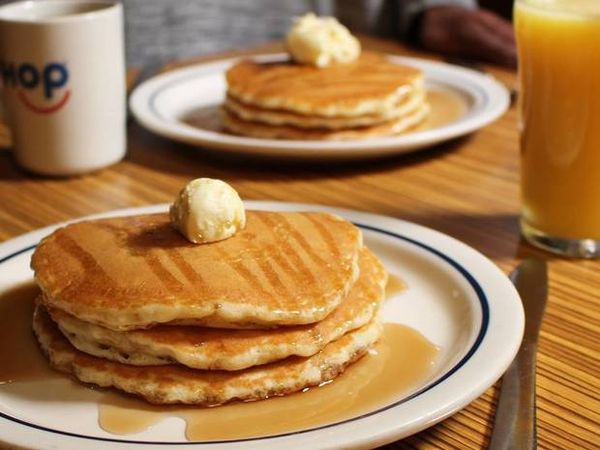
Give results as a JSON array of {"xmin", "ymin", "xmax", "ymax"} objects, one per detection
[
  {"xmin": 31, "ymin": 211, "xmax": 388, "ymax": 405},
  {"xmin": 222, "ymin": 52, "xmax": 429, "ymax": 140}
]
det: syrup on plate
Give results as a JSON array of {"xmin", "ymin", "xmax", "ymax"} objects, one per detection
[{"xmin": 1, "ymin": 280, "xmax": 438, "ymax": 441}]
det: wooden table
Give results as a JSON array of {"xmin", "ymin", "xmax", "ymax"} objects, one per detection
[{"xmin": 0, "ymin": 38, "xmax": 598, "ymax": 449}]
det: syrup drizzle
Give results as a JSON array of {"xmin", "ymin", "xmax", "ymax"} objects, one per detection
[
  {"xmin": 386, "ymin": 273, "xmax": 408, "ymax": 299},
  {"xmin": 96, "ymin": 323, "xmax": 438, "ymax": 440},
  {"xmin": 0, "ymin": 280, "xmax": 438, "ymax": 442}
]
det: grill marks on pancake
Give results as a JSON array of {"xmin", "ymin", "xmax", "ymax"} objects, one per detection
[
  {"xmin": 278, "ymin": 214, "xmax": 330, "ymax": 269},
  {"xmin": 252, "ymin": 215, "xmax": 314, "ymax": 303},
  {"xmin": 233, "ymin": 231, "xmax": 292, "ymax": 307},
  {"xmin": 143, "ymin": 251, "xmax": 187, "ymax": 293},
  {"xmin": 166, "ymin": 249, "xmax": 209, "ymax": 292},
  {"xmin": 215, "ymin": 246, "xmax": 276, "ymax": 303},
  {"xmin": 226, "ymin": 53, "xmax": 423, "ymax": 116},
  {"xmin": 304, "ymin": 213, "xmax": 342, "ymax": 258},
  {"xmin": 33, "ymin": 212, "xmax": 361, "ymax": 329},
  {"xmin": 48, "ymin": 249, "xmax": 385, "ymax": 371},
  {"xmin": 53, "ymin": 233, "xmax": 115, "ymax": 296},
  {"xmin": 99, "ymin": 220, "xmax": 203, "ymax": 295},
  {"xmin": 256, "ymin": 213, "xmax": 318, "ymax": 289},
  {"xmin": 255, "ymin": 255, "xmax": 289, "ymax": 299}
]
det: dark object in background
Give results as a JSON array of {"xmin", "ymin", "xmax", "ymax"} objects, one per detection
[{"xmin": 479, "ymin": 0, "xmax": 514, "ymax": 20}]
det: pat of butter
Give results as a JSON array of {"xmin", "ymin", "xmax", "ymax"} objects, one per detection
[
  {"xmin": 170, "ymin": 178, "xmax": 246, "ymax": 244},
  {"xmin": 286, "ymin": 13, "xmax": 361, "ymax": 67}
]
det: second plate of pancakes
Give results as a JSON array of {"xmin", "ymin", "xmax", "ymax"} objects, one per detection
[
  {"xmin": 130, "ymin": 53, "xmax": 510, "ymax": 160},
  {"xmin": 0, "ymin": 202, "xmax": 523, "ymax": 450}
]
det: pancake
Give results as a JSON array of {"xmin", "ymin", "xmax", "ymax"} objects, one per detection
[
  {"xmin": 222, "ymin": 103, "xmax": 429, "ymax": 140},
  {"xmin": 226, "ymin": 52, "xmax": 424, "ymax": 118},
  {"xmin": 32, "ymin": 211, "xmax": 362, "ymax": 331},
  {"xmin": 224, "ymin": 88, "xmax": 426, "ymax": 130},
  {"xmin": 33, "ymin": 303, "xmax": 383, "ymax": 405},
  {"xmin": 50, "ymin": 248, "xmax": 387, "ymax": 371}
]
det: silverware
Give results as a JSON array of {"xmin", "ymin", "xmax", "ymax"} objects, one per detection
[{"xmin": 488, "ymin": 258, "xmax": 548, "ymax": 450}]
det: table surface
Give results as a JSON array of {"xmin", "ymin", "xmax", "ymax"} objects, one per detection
[{"xmin": 0, "ymin": 37, "xmax": 598, "ymax": 450}]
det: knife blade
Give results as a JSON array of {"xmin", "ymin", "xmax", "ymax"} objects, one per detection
[{"xmin": 488, "ymin": 258, "xmax": 548, "ymax": 450}]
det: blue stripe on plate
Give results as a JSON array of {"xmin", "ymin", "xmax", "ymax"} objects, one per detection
[
  {"xmin": 0, "ymin": 223, "xmax": 489, "ymax": 445},
  {"xmin": 0, "ymin": 244, "xmax": 37, "ymax": 264}
]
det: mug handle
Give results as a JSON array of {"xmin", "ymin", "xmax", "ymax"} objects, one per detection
[
  {"xmin": 0, "ymin": 78, "xmax": 4, "ymax": 118},
  {"xmin": 0, "ymin": 81, "xmax": 11, "ymax": 148}
]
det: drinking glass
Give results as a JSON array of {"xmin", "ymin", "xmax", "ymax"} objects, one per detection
[{"xmin": 515, "ymin": 0, "xmax": 600, "ymax": 257}]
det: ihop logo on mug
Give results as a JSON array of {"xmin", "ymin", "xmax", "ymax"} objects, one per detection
[{"xmin": 0, "ymin": 61, "xmax": 70, "ymax": 114}]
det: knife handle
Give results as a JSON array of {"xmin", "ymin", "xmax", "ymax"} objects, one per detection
[{"xmin": 488, "ymin": 341, "xmax": 538, "ymax": 450}]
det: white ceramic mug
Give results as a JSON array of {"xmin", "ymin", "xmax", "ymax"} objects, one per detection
[{"xmin": 0, "ymin": 0, "xmax": 126, "ymax": 176}]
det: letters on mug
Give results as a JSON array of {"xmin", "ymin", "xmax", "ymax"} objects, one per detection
[{"xmin": 0, "ymin": 61, "xmax": 70, "ymax": 114}]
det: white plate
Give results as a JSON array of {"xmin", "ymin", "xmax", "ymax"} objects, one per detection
[
  {"xmin": 129, "ymin": 54, "xmax": 510, "ymax": 160},
  {"xmin": 0, "ymin": 202, "xmax": 523, "ymax": 450}
]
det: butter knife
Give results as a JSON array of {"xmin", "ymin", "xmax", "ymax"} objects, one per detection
[{"xmin": 488, "ymin": 258, "xmax": 548, "ymax": 450}]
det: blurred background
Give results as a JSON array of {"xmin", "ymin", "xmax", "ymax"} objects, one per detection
[{"xmin": 0, "ymin": 0, "xmax": 515, "ymax": 68}]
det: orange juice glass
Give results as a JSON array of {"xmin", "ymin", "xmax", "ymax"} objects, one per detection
[{"xmin": 515, "ymin": 0, "xmax": 600, "ymax": 257}]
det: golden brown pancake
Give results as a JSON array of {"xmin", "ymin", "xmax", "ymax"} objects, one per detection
[
  {"xmin": 49, "ymin": 248, "xmax": 387, "ymax": 370},
  {"xmin": 33, "ymin": 303, "xmax": 382, "ymax": 405},
  {"xmin": 226, "ymin": 52, "xmax": 424, "ymax": 118},
  {"xmin": 32, "ymin": 211, "xmax": 362, "ymax": 331},
  {"xmin": 222, "ymin": 103, "xmax": 429, "ymax": 140},
  {"xmin": 224, "ymin": 89, "xmax": 426, "ymax": 130}
]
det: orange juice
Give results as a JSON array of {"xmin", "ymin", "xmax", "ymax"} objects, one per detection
[{"xmin": 515, "ymin": 0, "xmax": 600, "ymax": 245}]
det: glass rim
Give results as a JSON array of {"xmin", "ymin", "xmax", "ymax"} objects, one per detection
[{"xmin": 515, "ymin": 0, "xmax": 600, "ymax": 19}]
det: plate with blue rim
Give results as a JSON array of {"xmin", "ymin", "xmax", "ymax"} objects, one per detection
[
  {"xmin": 129, "ymin": 54, "xmax": 510, "ymax": 160},
  {"xmin": 0, "ymin": 201, "xmax": 523, "ymax": 449}
]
